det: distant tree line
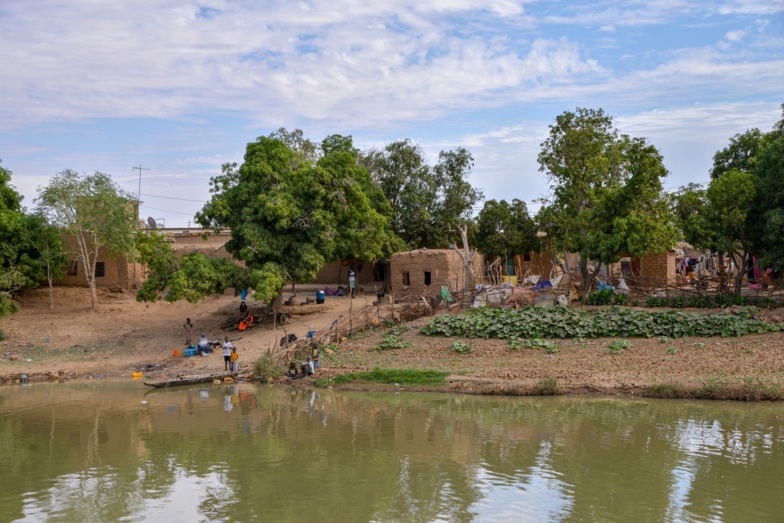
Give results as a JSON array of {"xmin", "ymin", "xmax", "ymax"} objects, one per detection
[{"xmin": 2, "ymin": 104, "xmax": 782, "ymax": 315}]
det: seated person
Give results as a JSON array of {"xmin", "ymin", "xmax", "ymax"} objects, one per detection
[
  {"xmin": 197, "ymin": 333, "xmax": 212, "ymax": 355},
  {"xmin": 238, "ymin": 310, "xmax": 255, "ymax": 331},
  {"xmin": 286, "ymin": 361, "xmax": 299, "ymax": 379}
]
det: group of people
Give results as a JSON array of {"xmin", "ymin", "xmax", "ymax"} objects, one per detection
[
  {"xmin": 185, "ymin": 318, "xmax": 240, "ymax": 372},
  {"xmin": 287, "ymin": 342, "xmax": 321, "ymax": 379}
]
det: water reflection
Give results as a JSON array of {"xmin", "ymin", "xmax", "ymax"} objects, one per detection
[{"xmin": 0, "ymin": 382, "xmax": 782, "ymax": 522}]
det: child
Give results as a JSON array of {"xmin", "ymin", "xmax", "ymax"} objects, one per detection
[
  {"xmin": 311, "ymin": 342, "xmax": 321, "ymax": 370},
  {"xmin": 230, "ymin": 346, "xmax": 239, "ymax": 373},
  {"xmin": 183, "ymin": 318, "xmax": 193, "ymax": 346}
]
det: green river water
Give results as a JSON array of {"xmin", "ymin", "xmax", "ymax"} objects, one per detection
[{"xmin": 0, "ymin": 381, "xmax": 782, "ymax": 522}]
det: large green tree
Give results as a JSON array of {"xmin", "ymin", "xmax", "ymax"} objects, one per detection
[
  {"xmin": 749, "ymin": 106, "xmax": 784, "ymax": 272},
  {"xmin": 1, "ymin": 162, "xmax": 67, "ymax": 315},
  {"xmin": 537, "ymin": 108, "xmax": 676, "ymax": 297},
  {"xmin": 674, "ymin": 171, "xmax": 756, "ymax": 294},
  {"xmin": 135, "ymin": 230, "xmax": 248, "ymax": 303},
  {"xmin": 362, "ymin": 141, "xmax": 482, "ymax": 248},
  {"xmin": 710, "ymin": 128, "xmax": 765, "ymax": 179},
  {"xmin": 36, "ymin": 170, "xmax": 137, "ymax": 311},
  {"xmin": 472, "ymin": 199, "xmax": 539, "ymax": 261},
  {"xmin": 196, "ymin": 131, "xmax": 401, "ymax": 306}
]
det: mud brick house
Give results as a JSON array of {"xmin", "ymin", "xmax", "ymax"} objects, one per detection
[
  {"xmin": 54, "ymin": 228, "xmax": 233, "ymax": 291},
  {"xmin": 390, "ymin": 249, "xmax": 484, "ymax": 299},
  {"xmin": 628, "ymin": 250, "xmax": 677, "ymax": 286}
]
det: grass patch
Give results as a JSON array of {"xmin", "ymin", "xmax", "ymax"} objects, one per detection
[
  {"xmin": 532, "ymin": 378, "xmax": 560, "ymax": 395},
  {"xmin": 644, "ymin": 378, "xmax": 784, "ymax": 401},
  {"xmin": 315, "ymin": 367, "xmax": 448, "ymax": 387}
]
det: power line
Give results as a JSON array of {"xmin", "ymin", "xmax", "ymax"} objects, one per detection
[
  {"xmin": 141, "ymin": 192, "xmax": 207, "ymax": 203},
  {"xmin": 141, "ymin": 204, "xmax": 197, "ymax": 216}
]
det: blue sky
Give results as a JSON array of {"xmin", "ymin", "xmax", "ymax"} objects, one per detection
[{"xmin": 1, "ymin": 0, "xmax": 782, "ymax": 227}]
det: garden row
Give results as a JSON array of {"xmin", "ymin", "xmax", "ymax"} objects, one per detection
[
  {"xmin": 420, "ymin": 306, "xmax": 782, "ymax": 340},
  {"xmin": 585, "ymin": 289, "xmax": 783, "ymax": 309}
]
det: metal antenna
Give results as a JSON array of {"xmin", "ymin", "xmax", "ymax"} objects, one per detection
[{"xmin": 132, "ymin": 164, "xmax": 150, "ymax": 208}]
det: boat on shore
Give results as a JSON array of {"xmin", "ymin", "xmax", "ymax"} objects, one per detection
[{"xmin": 143, "ymin": 371, "xmax": 237, "ymax": 388}]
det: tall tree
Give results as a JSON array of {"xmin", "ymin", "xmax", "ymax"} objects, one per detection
[
  {"xmin": 472, "ymin": 199, "xmax": 539, "ymax": 260},
  {"xmin": 36, "ymin": 170, "xmax": 137, "ymax": 311},
  {"xmin": 537, "ymin": 108, "xmax": 676, "ymax": 297},
  {"xmin": 710, "ymin": 128, "xmax": 765, "ymax": 179},
  {"xmin": 362, "ymin": 139, "xmax": 434, "ymax": 248},
  {"xmin": 362, "ymin": 141, "xmax": 482, "ymax": 249},
  {"xmin": 431, "ymin": 148, "xmax": 483, "ymax": 247},
  {"xmin": 674, "ymin": 172, "xmax": 756, "ymax": 294},
  {"xmin": 197, "ymin": 132, "xmax": 401, "ymax": 306},
  {"xmin": 1, "ymin": 162, "xmax": 67, "ymax": 315},
  {"xmin": 749, "ymin": 105, "xmax": 784, "ymax": 272}
]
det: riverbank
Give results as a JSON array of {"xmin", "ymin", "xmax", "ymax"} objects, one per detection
[{"xmin": 2, "ymin": 288, "xmax": 784, "ymax": 400}]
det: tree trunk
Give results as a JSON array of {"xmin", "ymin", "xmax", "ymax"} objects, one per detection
[
  {"xmin": 88, "ymin": 278, "xmax": 98, "ymax": 312},
  {"xmin": 731, "ymin": 251, "xmax": 745, "ymax": 296},
  {"xmin": 450, "ymin": 225, "xmax": 476, "ymax": 292},
  {"xmin": 47, "ymin": 266, "xmax": 54, "ymax": 311}
]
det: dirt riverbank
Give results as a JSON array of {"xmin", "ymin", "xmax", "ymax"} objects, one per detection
[{"xmin": 2, "ymin": 288, "xmax": 784, "ymax": 400}]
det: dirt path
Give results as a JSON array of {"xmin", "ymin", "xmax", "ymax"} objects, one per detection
[{"xmin": 0, "ymin": 287, "xmax": 367, "ymax": 382}]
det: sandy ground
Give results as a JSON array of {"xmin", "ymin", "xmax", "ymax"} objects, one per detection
[
  {"xmin": 0, "ymin": 287, "xmax": 364, "ymax": 382},
  {"xmin": 2, "ymin": 287, "xmax": 784, "ymax": 398}
]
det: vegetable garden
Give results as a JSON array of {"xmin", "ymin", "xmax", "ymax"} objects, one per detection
[{"xmin": 420, "ymin": 306, "xmax": 783, "ymax": 340}]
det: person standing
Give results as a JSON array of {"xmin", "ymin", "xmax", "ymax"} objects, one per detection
[
  {"xmin": 183, "ymin": 318, "xmax": 193, "ymax": 346},
  {"xmin": 222, "ymin": 336, "xmax": 232, "ymax": 371},
  {"xmin": 230, "ymin": 346, "xmax": 239, "ymax": 373},
  {"xmin": 311, "ymin": 342, "xmax": 321, "ymax": 370},
  {"xmin": 348, "ymin": 269, "xmax": 356, "ymax": 298}
]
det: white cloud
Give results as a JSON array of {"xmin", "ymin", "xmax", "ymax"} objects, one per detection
[{"xmin": 725, "ymin": 30, "xmax": 746, "ymax": 41}]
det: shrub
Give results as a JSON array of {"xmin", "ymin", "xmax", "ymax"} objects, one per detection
[
  {"xmin": 608, "ymin": 339, "xmax": 632, "ymax": 354},
  {"xmin": 253, "ymin": 353, "xmax": 281, "ymax": 382},
  {"xmin": 524, "ymin": 339, "xmax": 558, "ymax": 353},
  {"xmin": 612, "ymin": 293, "xmax": 628, "ymax": 306},
  {"xmin": 586, "ymin": 289, "xmax": 613, "ymax": 305},
  {"xmin": 670, "ymin": 295, "xmax": 685, "ymax": 309},
  {"xmin": 375, "ymin": 325, "xmax": 412, "ymax": 351},
  {"xmin": 452, "ymin": 340, "xmax": 473, "ymax": 354}
]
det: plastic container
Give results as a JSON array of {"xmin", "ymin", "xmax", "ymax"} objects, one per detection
[
  {"xmin": 184, "ymin": 347, "xmax": 197, "ymax": 357},
  {"xmin": 316, "ymin": 290, "xmax": 325, "ymax": 304},
  {"xmin": 172, "ymin": 349, "xmax": 180, "ymax": 357}
]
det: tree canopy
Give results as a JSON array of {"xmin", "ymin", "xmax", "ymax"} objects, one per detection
[
  {"xmin": 471, "ymin": 199, "xmax": 539, "ymax": 259},
  {"xmin": 362, "ymin": 140, "xmax": 482, "ymax": 248},
  {"xmin": 36, "ymin": 170, "xmax": 136, "ymax": 311},
  {"xmin": 1, "ymin": 162, "xmax": 67, "ymax": 316},
  {"xmin": 536, "ymin": 108, "xmax": 676, "ymax": 296},
  {"xmin": 748, "ymin": 106, "xmax": 784, "ymax": 272},
  {"xmin": 195, "ymin": 131, "xmax": 402, "ymax": 305}
]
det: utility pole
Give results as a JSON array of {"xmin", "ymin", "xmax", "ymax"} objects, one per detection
[
  {"xmin": 131, "ymin": 164, "xmax": 150, "ymax": 291},
  {"xmin": 132, "ymin": 164, "xmax": 150, "ymax": 215}
]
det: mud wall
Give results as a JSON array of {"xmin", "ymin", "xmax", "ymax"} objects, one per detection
[{"xmin": 390, "ymin": 249, "xmax": 483, "ymax": 298}]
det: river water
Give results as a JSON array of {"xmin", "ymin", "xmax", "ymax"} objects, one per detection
[{"xmin": 0, "ymin": 381, "xmax": 782, "ymax": 522}]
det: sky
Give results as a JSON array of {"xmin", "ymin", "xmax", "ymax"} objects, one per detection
[{"xmin": 1, "ymin": 0, "xmax": 782, "ymax": 228}]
